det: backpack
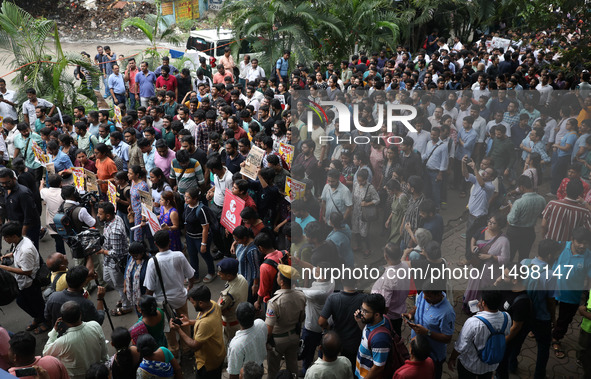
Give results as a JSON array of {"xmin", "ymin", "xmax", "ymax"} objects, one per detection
[
  {"xmin": 53, "ymin": 204, "xmax": 84, "ymax": 238},
  {"xmin": 367, "ymin": 317, "xmax": 410, "ymax": 378},
  {"xmin": 0, "ymin": 268, "xmax": 19, "ymax": 306},
  {"xmin": 263, "ymin": 250, "xmax": 290, "ymax": 298},
  {"xmin": 42, "ymin": 271, "xmax": 66, "ymax": 300},
  {"xmin": 473, "ymin": 312, "xmax": 509, "ymax": 365}
]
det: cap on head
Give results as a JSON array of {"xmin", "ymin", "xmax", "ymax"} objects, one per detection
[
  {"xmin": 217, "ymin": 257, "xmax": 239, "ymax": 276},
  {"xmin": 278, "ymin": 264, "xmax": 299, "ymax": 280}
]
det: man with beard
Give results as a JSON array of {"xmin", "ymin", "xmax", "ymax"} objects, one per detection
[{"xmin": 170, "ymin": 285, "xmax": 225, "ymax": 379}]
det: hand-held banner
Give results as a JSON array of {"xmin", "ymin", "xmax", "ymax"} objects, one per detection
[{"xmin": 220, "ymin": 189, "xmax": 245, "ymax": 232}]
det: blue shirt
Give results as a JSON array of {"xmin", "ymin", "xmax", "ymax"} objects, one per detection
[
  {"xmin": 572, "ymin": 133, "xmax": 590, "ymax": 162},
  {"xmin": 112, "ymin": 141, "xmax": 130, "ymax": 171},
  {"xmin": 50, "ymin": 150, "xmax": 73, "ymax": 172},
  {"xmin": 143, "ymin": 147, "xmax": 156, "ymax": 173},
  {"xmin": 107, "ymin": 73, "xmax": 126, "ymax": 94},
  {"xmin": 412, "ymin": 292, "xmax": 456, "ymax": 362},
  {"xmin": 355, "ymin": 317, "xmax": 391, "ymax": 379},
  {"xmin": 135, "ymin": 70, "xmax": 157, "ymax": 98},
  {"xmin": 295, "ymin": 214, "xmax": 316, "ymax": 230},
  {"xmin": 523, "ymin": 257, "xmax": 556, "ymax": 321},
  {"xmin": 276, "ymin": 57, "xmax": 289, "ymax": 77},
  {"xmin": 455, "ymin": 128, "xmax": 477, "ymax": 159},
  {"xmin": 558, "ymin": 132, "xmax": 577, "ymax": 157},
  {"xmin": 553, "ymin": 242, "xmax": 591, "ymax": 304},
  {"xmin": 326, "ymin": 225, "xmax": 355, "ymax": 267}
]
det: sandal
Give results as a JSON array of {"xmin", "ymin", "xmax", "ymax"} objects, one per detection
[
  {"xmin": 111, "ymin": 307, "xmax": 133, "ymax": 317},
  {"xmin": 552, "ymin": 341, "xmax": 566, "ymax": 359},
  {"xmin": 25, "ymin": 321, "xmax": 40, "ymax": 331},
  {"xmin": 33, "ymin": 324, "xmax": 50, "ymax": 335},
  {"xmin": 115, "ymin": 301, "xmax": 123, "ymax": 309}
]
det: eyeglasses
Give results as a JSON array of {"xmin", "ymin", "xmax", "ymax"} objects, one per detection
[
  {"xmin": 487, "ymin": 220, "xmax": 497, "ymax": 225},
  {"xmin": 360, "ymin": 307, "xmax": 373, "ymax": 315}
]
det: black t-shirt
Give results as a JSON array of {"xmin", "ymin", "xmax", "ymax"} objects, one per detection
[
  {"xmin": 320, "ymin": 291, "xmax": 364, "ymax": 352},
  {"xmin": 176, "ymin": 74, "xmax": 193, "ymax": 103},
  {"xmin": 189, "ymin": 148, "xmax": 207, "ymax": 170},
  {"xmin": 502, "ymin": 290, "xmax": 531, "ymax": 325},
  {"xmin": 184, "ymin": 203, "xmax": 209, "ymax": 238}
]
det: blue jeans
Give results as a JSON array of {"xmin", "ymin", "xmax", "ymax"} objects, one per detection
[
  {"xmin": 301, "ymin": 328, "xmax": 323, "ymax": 373},
  {"xmin": 103, "ymin": 77, "xmax": 110, "ymax": 99},
  {"xmin": 186, "ymin": 235, "xmax": 215, "ymax": 278},
  {"xmin": 129, "ymin": 92, "xmax": 137, "ymax": 110},
  {"xmin": 113, "ymin": 93, "xmax": 126, "ymax": 106}
]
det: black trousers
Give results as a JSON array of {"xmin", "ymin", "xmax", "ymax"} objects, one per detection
[
  {"xmin": 507, "ymin": 225, "xmax": 536, "ymax": 262},
  {"xmin": 552, "ymin": 301, "xmax": 579, "ymax": 341},
  {"xmin": 16, "ymin": 282, "xmax": 46, "ymax": 324},
  {"xmin": 531, "ymin": 319, "xmax": 552, "ymax": 379},
  {"xmin": 457, "ymin": 359, "xmax": 493, "ymax": 379}
]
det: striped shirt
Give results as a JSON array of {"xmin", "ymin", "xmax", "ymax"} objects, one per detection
[
  {"xmin": 542, "ymin": 198, "xmax": 591, "ymax": 241},
  {"xmin": 169, "ymin": 158, "xmax": 205, "ymax": 194},
  {"xmin": 355, "ymin": 318, "xmax": 391, "ymax": 379}
]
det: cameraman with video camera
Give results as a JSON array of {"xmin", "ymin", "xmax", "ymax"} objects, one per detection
[{"xmin": 60, "ymin": 186, "xmax": 103, "ymax": 288}]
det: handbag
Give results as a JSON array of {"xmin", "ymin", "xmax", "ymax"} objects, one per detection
[
  {"xmin": 361, "ymin": 184, "xmax": 377, "ymax": 222},
  {"xmin": 129, "ymin": 320, "xmax": 149, "ymax": 345},
  {"xmin": 152, "ymin": 256, "xmax": 177, "ymax": 320}
]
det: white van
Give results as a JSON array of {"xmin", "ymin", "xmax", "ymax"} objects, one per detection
[{"xmin": 185, "ymin": 28, "xmax": 257, "ymax": 75}]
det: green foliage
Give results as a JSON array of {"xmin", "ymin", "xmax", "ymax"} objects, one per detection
[
  {"xmin": 176, "ymin": 19, "xmax": 197, "ymax": 33},
  {"xmin": 122, "ymin": 1, "xmax": 184, "ymax": 69},
  {"xmin": 0, "ymin": 2, "xmax": 98, "ymax": 115}
]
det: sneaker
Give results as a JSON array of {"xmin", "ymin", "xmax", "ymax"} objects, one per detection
[
  {"xmin": 39, "ymin": 228, "xmax": 47, "ymax": 240},
  {"xmin": 203, "ymin": 274, "xmax": 216, "ymax": 283},
  {"xmin": 545, "ymin": 192, "xmax": 556, "ymax": 197},
  {"xmin": 460, "ymin": 233, "xmax": 466, "ymax": 239}
]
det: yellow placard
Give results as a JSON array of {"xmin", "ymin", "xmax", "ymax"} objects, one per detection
[{"xmin": 162, "ymin": 1, "xmax": 174, "ymax": 16}]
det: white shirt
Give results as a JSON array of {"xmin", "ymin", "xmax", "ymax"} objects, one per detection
[
  {"xmin": 183, "ymin": 118, "xmax": 197, "ymax": 135},
  {"xmin": 246, "ymin": 66, "xmax": 266, "ymax": 83},
  {"xmin": 239, "ymin": 61, "xmax": 251, "ymax": 80},
  {"xmin": 22, "ymin": 98, "xmax": 53, "ymax": 126},
  {"xmin": 297, "ymin": 281, "xmax": 335, "ymax": 333},
  {"xmin": 406, "ymin": 130, "xmax": 430, "ymax": 155},
  {"xmin": 0, "ymin": 89, "xmax": 18, "ymax": 119},
  {"xmin": 486, "ymin": 120, "xmax": 510, "ymax": 138},
  {"xmin": 4, "ymin": 127, "xmax": 19, "ymax": 159},
  {"xmin": 246, "ymin": 96, "xmax": 260, "ymax": 114},
  {"xmin": 40, "ymin": 187, "xmax": 65, "ymax": 235},
  {"xmin": 227, "ymin": 319, "xmax": 268, "ymax": 375},
  {"xmin": 64, "ymin": 200, "xmax": 96, "ymax": 227},
  {"xmin": 13, "ymin": 237, "xmax": 39, "ymax": 290},
  {"xmin": 212, "ymin": 168, "xmax": 234, "ymax": 207},
  {"xmin": 43, "ymin": 321, "xmax": 108, "ymax": 379},
  {"xmin": 536, "ymin": 83, "xmax": 553, "ymax": 106},
  {"xmin": 473, "ymin": 116, "xmax": 487, "ymax": 143},
  {"xmin": 143, "ymin": 250, "xmax": 196, "ymax": 309},
  {"xmin": 455, "ymin": 311, "xmax": 511, "ymax": 375}
]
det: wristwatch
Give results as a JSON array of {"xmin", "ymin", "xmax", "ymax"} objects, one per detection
[{"xmin": 427, "ymin": 330, "xmax": 432, "ymax": 337}]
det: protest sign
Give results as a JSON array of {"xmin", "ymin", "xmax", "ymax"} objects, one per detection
[
  {"xmin": 220, "ymin": 189, "xmax": 245, "ymax": 232},
  {"xmin": 141, "ymin": 203, "xmax": 161, "ymax": 236},
  {"xmin": 72, "ymin": 167, "xmax": 85, "ymax": 192},
  {"xmin": 107, "ymin": 181, "xmax": 118, "ymax": 211},
  {"xmin": 85, "ymin": 169, "xmax": 98, "ymax": 192},
  {"xmin": 279, "ymin": 142, "xmax": 294, "ymax": 169},
  {"xmin": 240, "ymin": 145, "xmax": 265, "ymax": 180},
  {"xmin": 138, "ymin": 189, "xmax": 153, "ymax": 210},
  {"xmin": 285, "ymin": 176, "xmax": 306, "ymax": 202}
]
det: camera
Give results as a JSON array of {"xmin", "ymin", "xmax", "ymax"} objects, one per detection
[{"xmin": 172, "ymin": 318, "xmax": 183, "ymax": 326}]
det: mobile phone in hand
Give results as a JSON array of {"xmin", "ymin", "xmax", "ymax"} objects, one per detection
[{"xmin": 14, "ymin": 367, "xmax": 38, "ymax": 377}]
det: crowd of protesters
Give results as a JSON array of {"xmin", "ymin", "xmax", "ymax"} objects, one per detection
[{"xmin": 0, "ymin": 12, "xmax": 590, "ymax": 379}]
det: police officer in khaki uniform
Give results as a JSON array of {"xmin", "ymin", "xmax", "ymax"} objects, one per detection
[
  {"xmin": 217, "ymin": 258, "xmax": 248, "ymax": 342},
  {"xmin": 265, "ymin": 264, "xmax": 306, "ymax": 379}
]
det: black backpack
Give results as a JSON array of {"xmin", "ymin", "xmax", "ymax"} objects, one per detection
[
  {"xmin": 0, "ymin": 268, "xmax": 19, "ymax": 306},
  {"xmin": 53, "ymin": 204, "xmax": 84, "ymax": 237}
]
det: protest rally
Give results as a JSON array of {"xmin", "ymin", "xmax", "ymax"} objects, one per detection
[{"xmin": 0, "ymin": 1, "xmax": 590, "ymax": 378}]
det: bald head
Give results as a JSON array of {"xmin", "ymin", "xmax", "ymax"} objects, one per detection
[
  {"xmin": 46, "ymin": 252, "xmax": 68, "ymax": 272},
  {"xmin": 477, "ymin": 63, "xmax": 485, "ymax": 71},
  {"xmin": 60, "ymin": 301, "xmax": 81, "ymax": 324},
  {"xmin": 321, "ymin": 331, "xmax": 341, "ymax": 361}
]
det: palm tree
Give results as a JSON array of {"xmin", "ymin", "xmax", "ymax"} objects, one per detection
[
  {"xmin": 324, "ymin": 0, "xmax": 400, "ymax": 59},
  {"xmin": 0, "ymin": 2, "xmax": 99, "ymax": 114},
  {"xmin": 121, "ymin": 0, "xmax": 183, "ymax": 68},
  {"xmin": 217, "ymin": 0, "xmax": 343, "ymax": 74}
]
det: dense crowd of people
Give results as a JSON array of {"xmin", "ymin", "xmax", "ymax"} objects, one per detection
[{"xmin": 0, "ymin": 12, "xmax": 590, "ymax": 379}]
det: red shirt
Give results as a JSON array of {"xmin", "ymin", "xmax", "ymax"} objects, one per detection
[
  {"xmin": 258, "ymin": 250, "xmax": 290, "ymax": 302},
  {"xmin": 542, "ymin": 198, "xmax": 591, "ymax": 241},
  {"xmin": 9, "ymin": 356, "xmax": 69, "ymax": 379},
  {"xmin": 155, "ymin": 74, "xmax": 178, "ymax": 93},
  {"xmin": 243, "ymin": 194, "xmax": 257, "ymax": 212},
  {"xmin": 232, "ymin": 127, "xmax": 248, "ymax": 141},
  {"xmin": 557, "ymin": 177, "xmax": 591, "ymax": 200},
  {"xmin": 392, "ymin": 358, "xmax": 434, "ymax": 379}
]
